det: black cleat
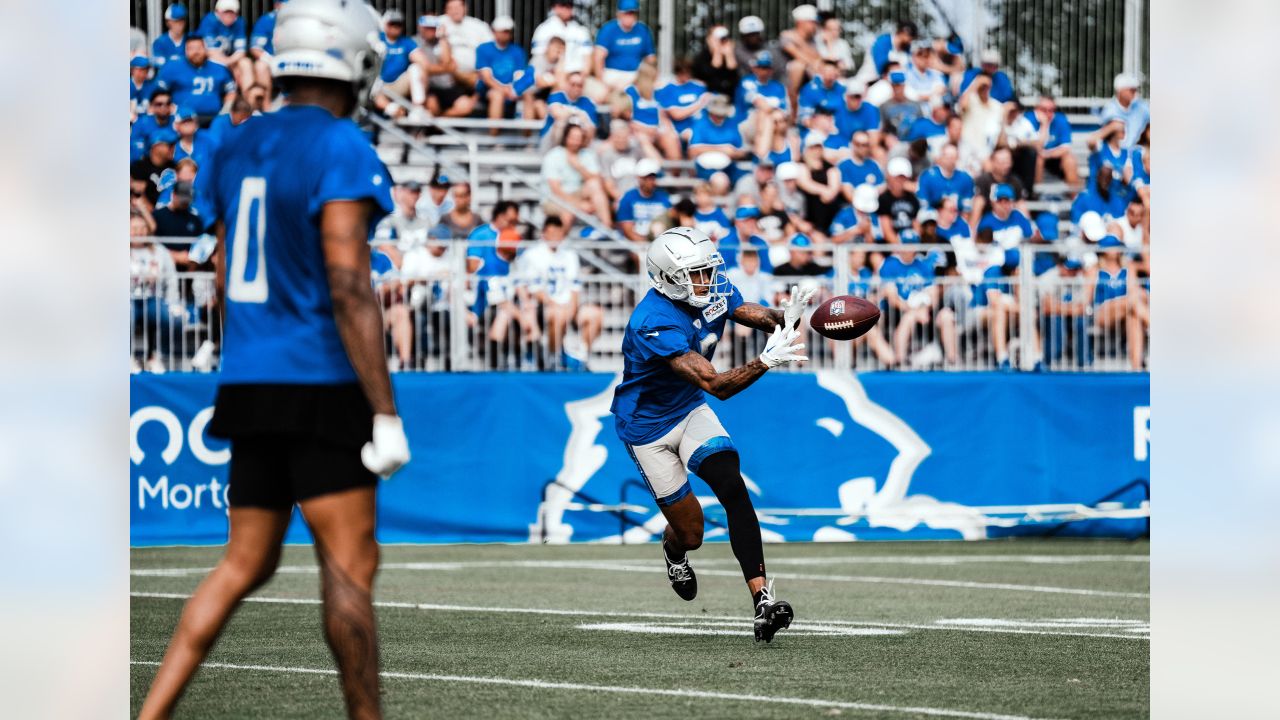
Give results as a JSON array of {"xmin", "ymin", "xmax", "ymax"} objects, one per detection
[
  {"xmin": 663, "ymin": 544, "xmax": 698, "ymax": 601},
  {"xmin": 753, "ymin": 581, "xmax": 794, "ymax": 643}
]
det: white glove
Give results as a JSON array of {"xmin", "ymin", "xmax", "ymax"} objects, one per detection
[
  {"xmin": 779, "ymin": 284, "xmax": 817, "ymax": 331},
  {"xmin": 758, "ymin": 326, "xmax": 808, "ymax": 369},
  {"xmin": 361, "ymin": 414, "xmax": 411, "ymax": 479}
]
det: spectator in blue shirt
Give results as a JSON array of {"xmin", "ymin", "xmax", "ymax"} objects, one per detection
[
  {"xmin": 130, "ymin": 56, "xmax": 159, "ymax": 119},
  {"xmin": 796, "ymin": 59, "xmax": 845, "ymax": 126},
  {"xmin": 858, "ymin": 19, "xmax": 916, "ymax": 82},
  {"xmin": 958, "ymin": 48, "xmax": 1015, "ymax": 103},
  {"xmin": 151, "ymin": 4, "xmax": 188, "ymax": 70},
  {"xmin": 615, "ymin": 158, "xmax": 672, "ymax": 243},
  {"xmin": 373, "ymin": 10, "xmax": 429, "ymax": 119},
  {"xmin": 592, "ymin": 0, "xmax": 655, "ymax": 102},
  {"xmin": 156, "ymin": 36, "xmax": 236, "ymax": 123},
  {"xmin": 1022, "ymin": 95, "xmax": 1082, "ymax": 190},
  {"xmin": 541, "ymin": 72, "xmax": 598, "ymax": 149},
  {"xmin": 835, "ymin": 79, "xmax": 881, "ymax": 148},
  {"xmin": 196, "ymin": 0, "xmax": 250, "ymax": 90},
  {"xmin": 476, "ymin": 16, "xmax": 527, "ymax": 130},
  {"xmin": 247, "ymin": 0, "xmax": 284, "ymax": 96},
  {"xmin": 917, "ymin": 144, "xmax": 976, "ymax": 211},
  {"xmin": 655, "ymin": 57, "xmax": 708, "ymax": 142}
]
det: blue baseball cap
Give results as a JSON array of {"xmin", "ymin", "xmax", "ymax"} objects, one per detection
[
  {"xmin": 889, "ymin": 71, "xmax": 906, "ymax": 84},
  {"xmin": 130, "ymin": 55, "xmax": 151, "ymax": 69},
  {"xmin": 992, "ymin": 183, "xmax": 1016, "ymax": 201},
  {"xmin": 618, "ymin": 0, "xmax": 639, "ymax": 12},
  {"xmin": 899, "ymin": 229, "xmax": 920, "ymax": 243},
  {"xmin": 791, "ymin": 233, "xmax": 813, "ymax": 248},
  {"xmin": 752, "ymin": 50, "xmax": 773, "ymax": 68},
  {"xmin": 164, "ymin": 4, "xmax": 187, "ymax": 21},
  {"xmin": 735, "ymin": 205, "xmax": 761, "ymax": 220},
  {"xmin": 149, "ymin": 128, "xmax": 180, "ymax": 147},
  {"xmin": 1098, "ymin": 235, "xmax": 1124, "ymax": 250}
]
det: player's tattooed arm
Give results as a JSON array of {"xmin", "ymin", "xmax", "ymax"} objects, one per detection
[
  {"xmin": 731, "ymin": 302, "xmax": 786, "ymax": 332},
  {"xmin": 322, "ymin": 200, "xmax": 398, "ymax": 417},
  {"xmin": 668, "ymin": 351, "xmax": 769, "ymax": 401}
]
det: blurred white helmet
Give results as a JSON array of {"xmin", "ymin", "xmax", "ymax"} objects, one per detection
[
  {"xmin": 647, "ymin": 226, "xmax": 729, "ymax": 309},
  {"xmin": 272, "ymin": 0, "xmax": 385, "ymax": 111}
]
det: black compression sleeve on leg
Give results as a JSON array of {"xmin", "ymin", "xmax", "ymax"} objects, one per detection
[{"xmin": 695, "ymin": 451, "xmax": 766, "ymax": 582}]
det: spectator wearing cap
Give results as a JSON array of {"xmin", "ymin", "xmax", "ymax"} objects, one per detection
[
  {"xmin": 414, "ymin": 16, "xmax": 473, "ymax": 118},
  {"xmin": 1089, "ymin": 235, "xmax": 1148, "ymax": 370},
  {"xmin": 797, "ymin": 59, "xmax": 846, "ymax": 127},
  {"xmin": 152, "ymin": 4, "xmax": 189, "ymax": 70},
  {"xmin": 1014, "ymin": 95, "xmax": 1081, "ymax": 191},
  {"xmin": 904, "ymin": 39, "xmax": 947, "ymax": 104},
  {"xmin": 773, "ymin": 234, "xmax": 830, "ymax": 277},
  {"xmin": 541, "ymin": 122, "xmax": 611, "ymax": 228},
  {"xmin": 131, "ymin": 128, "xmax": 179, "ymax": 205},
  {"xmin": 655, "ymin": 57, "xmax": 709, "ymax": 143},
  {"xmin": 970, "ymin": 146, "xmax": 1027, "ymax": 226},
  {"xmin": 732, "ymin": 161, "xmax": 777, "ymax": 210},
  {"xmin": 959, "ymin": 49, "xmax": 1014, "ymax": 103},
  {"xmin": 858, "ymin": 19, "xmax": 917, "ymax": 85},
  {"xmin": 815, "ymin": 12, "xmax": 855, "ymax": 71},
  {"xmin": 439, "ymin": 182, "xmax": 483, "ymax": 239},
  {"xmin": 156, "ymin": 35, "xmax": 236, "ymax": 123},
  {"xmin": 695, "ymin": 25, "xmax": 743, "ymax": 98},
  {"xmin": 917, "ymin": 144, "xmax": 975, "ymax": 211},
  {"xmin": 439, "ymin": 0, "xmax": 495, "ymax": 89},
  {"xmin": 957, "ymin": 69, "xmax": 1006, "ymax": 167},
  {"xmin": 688, "ymin": 95, "xmax": 749, "ymax": 168},
  {"xmin": 130, "ymin": 56, "xmax": 159, "ymax": 119},
  {"xmin": 592, "ymin": 0, "xmax": 656, "ymax": 102},
  {"xmin": 475, "ymin": 16, "xmax": 528, "ymax": 130},
  {"xmin": 879, "ymin": 69, "xmax": 924, "ymax": 142},
  {"xmin": 372, "ymin": 10, "xmax": 429, "ymax": 119},
  {"xmin": 196, "ymin": 0, "xmax": 251, "ymax": 90},
  {"xmin": 1100, "ymin": 73, "xmax": 1149, "ymax": 149},
  {"xmin": 878, "ymin": 157, "xmax": 922, "ymax": 244},
  {"xmin": 531, "ymin": 0, "xmax": 595, "ymax": 76},
  {"xmin": 778, "ymin": 5, "xmax": 825, "ymax": 108},
  {"xmin": 615, "ymin": 158, "xmax": 671, "ymax": 243},
  {"xmin": 829, "ymin": 183, "xmax": 880, "ymax": 245},
  {"xmin": 837, "ymin": 131, "xmax": 885, "ymax": 202},
  {"xmin": 595, "ymin": 120, "xmax": 647, "ymax": 201},
  {"xmin": 542, "ymin": 72, "xmax": 599, "ymax": 145},
  {"xmin": 625, "ymin": 63, "xmax": 683, "ymax": 161},
  {"xmin": 247, "ymin": 0, "xmax": 285, "ymax": 97},
  {"xmin": 171, "ymin": 108, "xmax": 208, "ymax": 166},
  {"xmin": 835, "ymin": 80, "xmax": 882, "ymax": 148},
  {"xmin": 977, "ymin": 183, "xmax": 1037, "ymax": 270}
]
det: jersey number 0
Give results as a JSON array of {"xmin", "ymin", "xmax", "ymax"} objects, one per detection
[{"xmin": 228, "ymin": 177, "xmax": 268, "ymax": 303}]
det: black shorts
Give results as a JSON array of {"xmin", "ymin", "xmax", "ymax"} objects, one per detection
[{"xmin": 210, "ymin": 383, "xmax": 377, "ymax": 509}]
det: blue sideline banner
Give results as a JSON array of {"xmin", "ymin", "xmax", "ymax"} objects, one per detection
[{"xmin": 130, "ymin": 372, "xmax": 1150, "ymax": 546}]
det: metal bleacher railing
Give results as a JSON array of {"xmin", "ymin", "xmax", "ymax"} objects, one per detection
[{"xmin": 129, "ymin": 238, "xmax": 1149, "ymax": 375}]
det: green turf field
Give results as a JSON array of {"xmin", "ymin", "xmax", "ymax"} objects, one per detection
[{"xmin": 131, "ymin": 539, "xmax": 1149, "ymax": 719}]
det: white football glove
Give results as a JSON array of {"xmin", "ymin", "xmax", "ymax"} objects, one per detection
[
  {"xmin": 361, "ymin": 414, "xmax": 411, "ymax": 479},
  {"xmin": 780, "ymin": 284, "xmax": 817, "ymax": 331},
  {"xmin": 758, "ymin": 326, "xmax": 808, "ymax": 368}
]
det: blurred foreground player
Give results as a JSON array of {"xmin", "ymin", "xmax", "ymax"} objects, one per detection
[
  {"xmin": 612, "ymin": 227, "xmax": 814, "ymax": 642},
  {"xmin": 137, "ymin": 2, "xmax": 410, "ymax": 719}
]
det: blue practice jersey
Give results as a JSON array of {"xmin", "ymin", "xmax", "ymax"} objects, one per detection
[
  {"xmin": 197, "ymin": 12, "xmax": 247, "ymax": 55},
  {"xmin": 157, "ymin": 58, "xmax": 236, "ymax": 117},
  {"xmin": 612, "ymin": 286, "xmax": 745, "ymax": 444},
  {"xmin": 595, "ymin": 20, "xmax": 655, "ymax": 72},
  {"xmin": 199, "ymin": 105, "xmax": 394, "ymax": 384}
]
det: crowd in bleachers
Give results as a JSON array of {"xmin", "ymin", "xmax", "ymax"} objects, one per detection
[{"xmin": 129, "ymin": 1, "xmax": 1152, "ymax": 373}]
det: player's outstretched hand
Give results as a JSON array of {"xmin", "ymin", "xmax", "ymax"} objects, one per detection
[
  {"xmin": 362, "ymin": 414, "xmax": 411, "ymax": 479},
  {"xmin": 780, "ymin": 284, "xmax": 817, "ymax": 331},
  {"xmin": 759, "ymin": 326, "xmax": 808, "ymax": 368}
]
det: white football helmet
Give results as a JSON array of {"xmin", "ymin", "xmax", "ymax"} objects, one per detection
[
  {"xmin": 647, "ymin": 227, "xmax": 729, "ymax": 309},
  {"xmin": 272, "ymin": 0, "xmax": 385, "ymax": 112}
]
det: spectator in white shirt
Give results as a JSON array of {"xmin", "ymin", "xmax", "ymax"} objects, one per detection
[
  {"xmin": 437, "ymin": 0, "xmax": 493, "ymax": 89},
  {"xmin": 531, "ymin": 0, "xmax": 594, "ymax": 75},
  {"xmin": 517, "ymin": 217, "xmax": 603, "ymax": 368}
]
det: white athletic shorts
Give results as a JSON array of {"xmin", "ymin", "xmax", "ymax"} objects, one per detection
[{"xmin": 624, "ymin": 404, "xmax": 736, "ymax": 507}]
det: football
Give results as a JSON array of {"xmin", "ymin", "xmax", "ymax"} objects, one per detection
[{"xmin": 809, "ymin": 295, "xmax": 880, "ymax": 341}]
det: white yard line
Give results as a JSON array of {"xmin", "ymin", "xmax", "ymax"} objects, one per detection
[
  {"xmin": 132, "ymin": 558, "xmax": 1149, "ymax": 598},
  {"xmin": 127, "ymin": 659, "xmax": 1058, "ymax": 720},
  {"xmin": 130, "ymin": 592, "xmax": 1148, "ymax": 640}
]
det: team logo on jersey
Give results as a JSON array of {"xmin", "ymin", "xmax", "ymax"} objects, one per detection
[
  {"xmin": 702, "ymin": 298, "xmax": 727, "ymax": 322},
  {"xmin": 829, "ymin": 299, "xmax": 846, "ymax": 317}
]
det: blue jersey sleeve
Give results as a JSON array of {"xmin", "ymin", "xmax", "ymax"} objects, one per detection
[{"xmin": 310, "ymin": 123, "xmax": 395, "ymax": 220}]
